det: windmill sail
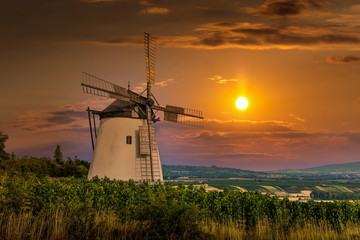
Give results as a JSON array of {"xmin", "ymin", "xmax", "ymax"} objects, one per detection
[
  {"xmin": 144, "ymin": 32, "xmax": 156, "ymax": 84},
  {"xmin": 81, "ymin": 72, "xmax": 148, "ymax": 105},
  {"xmin": 81, "ymin": 72, "xmax": 130, "ymax": 101},
  {"xmin": 153, "ymin": 105, "xmax": 204, "ymax": 127}
]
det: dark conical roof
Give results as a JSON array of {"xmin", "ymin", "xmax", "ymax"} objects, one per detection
[{"xmin": 99, "ymin": 100, "xmax": 146, "ymax": 119}]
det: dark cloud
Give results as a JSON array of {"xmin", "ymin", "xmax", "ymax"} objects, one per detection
[
  {"xmin": 2, "ymin": 0, "xmax": 356, "ymax": 51},
  {"xmin": 232, "ymin": 27, "xmax": 280, "ymax": 35},
  {"xmin": 325, "ymin": 55, "xmax": 360, "ymax": 64},
  {"xmin": 261, "ymin": 1, "xmax": 306, "ymax": 16},
  {"xmin": 247, "ymin": 0, "xmax": 325, "ymax": 18},
  {"xmin": 204, "ymin": 119, "xmax": 294, "ymax": 132},
  {"xmin": 199, "ymin": 34, "xmax": 226, "ymax": 47},
  {"xmin": 193, "ymin": 24, "xmax": 360, "ymax": 49},
  {"xmin": 0, "ymin": 0, "xmax": 246, "ymax": 48},
  {"xmin": 95, "ymin": 20, "xmax": 360, "ymax": 50},
  {"xmin": 215, "ymin": 22, "xmax": 239, "ymax": 27},
  {"xmin": 51, "ymin": 110, "xmax": 86, "ymax": 118},
  {"xmin": 99, "ymin": 36, "xmax": 143, "ymax": 46},
  {"xmin": 46, "ymin": 110, "xmax": 86, "ymax": 125},
  {"xmin": 342, "ymin": 132, "xmax": 360, "ymax": 144},
  {"xmin": 13, "ymin": 109, "xmax": 87, "ymax": 131}
]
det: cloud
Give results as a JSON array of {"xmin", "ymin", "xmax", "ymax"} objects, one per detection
[
  {"xmin": 10, "ymin": 0, "xmax": 353, "ymax": 51},
  {"xmin": 155, "ymin": 118, "xmax": 360, "ymax": 170},
  {"xmin": 80, "ymin": 0, "xmax": 116, "ymax": 2},
  {"xmin": 95, "ymin": 36, "xmax": 143, "ymax": 46},
  {"xmin": 209, "ymin": 75, "xmax": 239, "ymax": 84},
  {"xmin": 289, "ymin": 114, "xmax": 305, "ymax": 122},
  {"xmin": 13, "ymin": 109, "xmax": 87, "ymax": 132},
  {"xmin": 246, "ymin": 0, "xmax": 325, "ymax": 18},
  {"xmin": 342, "ymin": 132, "xmax": 360, "ymax": 145},
  {"xmin": 131, "ymin": 78, "xmax": 174, "ymax": 92},
  {"xmin": 350, "ymin": 4, "xmax": 360, "ymax": 13},
  {"xmin": 140, "ymin": 7, "xmax": 169, "ymax": 15},
  {"xmin": 11, "ymin": 100, "xmax": 111, "ymax": 132},
  {"xmin": 325, "ymin": 55, "xmax": 360, "ymax": 64},
  {"xmin": 156, "ymin": 78, "xmax": 175, "ymax": 87},
  {"xmin": 203, "ymin": 118, "xmax": 295, "ymax": 132},
  {"xmin": 121, "ymin": 22, "xmax": 359, "ymax": 50},
  {"xmin": 190, "ymin": 23, "xmax": 360, "ymax": 49},
  {"xmin": 2, "ymin": 0, "xmax": 358, "ymax": 52},
  {"xmin": 326, "ymin": 4, "xmax": 360, "ymax": 27}
]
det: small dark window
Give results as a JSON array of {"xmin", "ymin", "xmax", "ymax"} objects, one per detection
[{"xmin": 126, "ymin": 136, "xmax": 132, "ymax": 144}]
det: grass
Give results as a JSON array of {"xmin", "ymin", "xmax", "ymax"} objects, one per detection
[
  {"xmin": 202, "ymin": 221, "xmax": 360, "ymax": 240},
  {"xmin": 1, "ymin": 211, "xmax": 360, "ymax": 240},
  {"xmin": 334, "ymin": 185, "xmax": 353, "ymax": 193}
]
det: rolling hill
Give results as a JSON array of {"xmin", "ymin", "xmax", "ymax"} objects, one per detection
[
  {"xmin": 272, "ymin": 161, "xmax": 360, "ymax": 174},
  {"xmin": 162, "ymin": 161, "xmax": 360, "ymax": 180},
  {"xmin": 162, "ymin": 165, "xmax": 268, "ymax": 179}
]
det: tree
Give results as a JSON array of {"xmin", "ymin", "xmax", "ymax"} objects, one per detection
[
  {"xmin": 0, "ymin": 131, "xmax": 9, "ymax": 159},
  {"xmin": 53, "ymin": 145, "xmax": 63, "ymax": 163}
]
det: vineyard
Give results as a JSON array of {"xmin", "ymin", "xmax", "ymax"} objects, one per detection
[{"xmin": 1, "ymin": 173, "xmax": 360, "ymax": 239}]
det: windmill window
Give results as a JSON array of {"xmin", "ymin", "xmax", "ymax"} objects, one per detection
[{"xmin": 126, "ymin": 136, "xmax": 132, "ymax": 144}]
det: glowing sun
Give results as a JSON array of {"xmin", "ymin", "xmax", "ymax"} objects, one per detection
[{"xmin": 236, "ymin": 97, "xmax": 249, "ymax": 110}]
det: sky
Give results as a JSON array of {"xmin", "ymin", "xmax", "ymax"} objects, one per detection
[{"xmin": 1, "ymin": 0, "xmax": 360, "ymax": 171}]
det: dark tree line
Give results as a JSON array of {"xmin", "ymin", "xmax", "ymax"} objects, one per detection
[
  {"xmin": 311, "ymin": 189, "xmax": 360, "ymax": 200},
  {"xmin": 0, "ymin": 131, "xmax": 89, "ymax": 178},
  {"xmin": 0, "ymin": 131, "xmax": 9, "ymax": 160}
]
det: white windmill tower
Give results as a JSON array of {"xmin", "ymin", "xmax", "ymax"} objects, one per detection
[{"xmin": 81, "ymin": 33, "xmax": 204, "ymax": 182}]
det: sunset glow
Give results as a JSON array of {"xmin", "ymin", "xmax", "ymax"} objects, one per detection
[{"xmin": 236, "ymin": 97, "xmax": 249, "ymax": 110}]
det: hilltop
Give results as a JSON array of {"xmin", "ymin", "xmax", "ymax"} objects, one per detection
[
  {"xmin": 163, "ymin": 161, "xmax": 360, "ymax": 180},
  {"xmin": 272, "ymin": 161, "xmax": 360, "ymax": 175},
  {"xmin": 162, "ymin": 165, "xmax": 269, "ymax": 179}
]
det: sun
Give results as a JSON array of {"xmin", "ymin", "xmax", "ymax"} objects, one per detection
[{"xmin": 236, "ymin": 97, "xmax": 249, "ymax": 110}]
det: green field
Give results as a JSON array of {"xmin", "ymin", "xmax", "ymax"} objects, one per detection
[{"xmin": 171, "ymin": 179, "xmax": 360, "ymax": 198}]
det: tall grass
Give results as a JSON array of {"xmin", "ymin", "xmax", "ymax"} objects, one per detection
[
  {"xmin": 202, "ymin": 220, "xmax": 360, "ymax": 240},
  {"xmin": 1, "ymin": 211, "xmax": 359, "ymax": 240},
  {"xmin": 0, "ymin": 210, "xmax": 149, "ymax": 240}
]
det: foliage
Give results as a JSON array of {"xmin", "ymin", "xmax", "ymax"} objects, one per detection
[
  {"xmin": 54, "ymin": 144, "xmax": 63, "ymax": 163},
  {"xmin": 1, "ymin": 174, "xmax": 360, "ymax": 238},
  {"xmin": 311, "ymin": 189, "xmax": 360, "ymax": 200},
  {"xmin": 0, "ymin": 131, "xmax": 9, "ymax": 160},
  {"xmin": 0, "ymin": 131, "xmax": 89, "ymax": 178},
  {"xmin": 0, "ymin": 156, "xmax": 89, "ymax": 178},
  {"xmin": 162, "ymin": 165, "xmax": 267, "ymax": 179}
]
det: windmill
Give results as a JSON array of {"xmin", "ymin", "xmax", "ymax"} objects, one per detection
[{"xmin": 81, "ymin": 33, "xmax": 204, "ymax": 182}]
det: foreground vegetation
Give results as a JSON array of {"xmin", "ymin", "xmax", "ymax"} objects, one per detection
[
  {"xmin": 1, "ymin": 131, "xmax": 360, "ymax": 239},
  {"xmin": 1, "ymin": 209, "xmax": 360, "ymax": 240},
  {"xmin": 0, "ymin": 131, "xmax": 89, "ymax": 178},
  {"xmin": 1, "ymin": 173, "xmax": 360, "ymax": 239}
]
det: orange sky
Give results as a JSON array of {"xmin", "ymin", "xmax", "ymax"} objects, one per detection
[{"xmin": 1, "ymin": 0, "xmax": 360, "ymax": 170}]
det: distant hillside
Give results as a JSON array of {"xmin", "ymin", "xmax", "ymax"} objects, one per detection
[
  {"xmin": 162, "ymin": 165, "xmax": 268, "ymax": 179},
  {"xmin": 272, "ymin": 161, "xmax": 360, "ymax": 174},
  {"xmin": 162, "ymin": 162, "xmax": 360, "ymax": 180}
]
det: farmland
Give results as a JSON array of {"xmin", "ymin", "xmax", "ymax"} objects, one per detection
[{"xmin": 169, "ymin": 178, "xmax": 360, "ymax": 200}]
